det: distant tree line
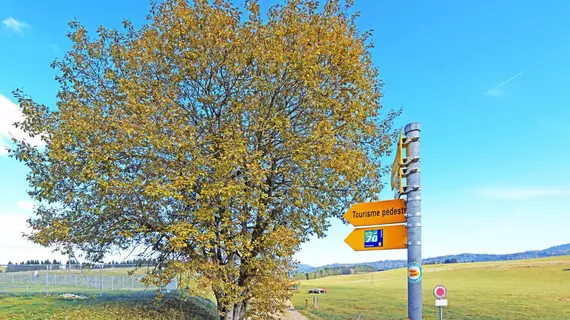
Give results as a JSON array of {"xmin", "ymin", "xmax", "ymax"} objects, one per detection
[
  {"xmin": 293, "ymin": 265, "xmax": 376, "ymax": 280},
  {"xmin": 2, "ymin": 258, "xmax": 157, "ymax": 273},
  {"xmin": 423, "ymin": 258, "xmax": 477, "ymax": 265}
]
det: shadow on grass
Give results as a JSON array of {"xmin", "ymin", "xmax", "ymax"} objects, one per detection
[
  {"xmin": 0, "ymin": 291, "xmax": 218, "ymax": 320},
  {"xmin": 88, "ymin": 292, "xmax": 218, "ymax": 319}
]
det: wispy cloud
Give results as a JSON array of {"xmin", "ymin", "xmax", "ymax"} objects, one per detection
[
  {"xmin": 2, "ymin": 17, "xmax": 31, "ymax": 34},
  {"xmin": 47, "ymin": 44, "xmax": 59, "ymax": 53},
  {"xmin": 17, "ymin": 201, "xmax": 36, "ymax": 211},
  {"xmin": 0, "ymin": 94, "xmax": 46, "ymax": 156},
  {"xmin": 479, "ymin": 186, "xmax": 570, "ymax": 200},
  {"xmin": 484, "ymin": 72, "xmax": 523, "ymax": 96}
]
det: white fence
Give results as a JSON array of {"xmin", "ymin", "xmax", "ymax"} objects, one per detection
[{"xmin": 0, "ymin": 264, "xmax": 165, "ymax": 295}]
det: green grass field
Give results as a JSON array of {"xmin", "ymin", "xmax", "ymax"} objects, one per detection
[
  {"xmin": 1, "ymin": 256, "xmax": 569, "ymax": 319},
  {"xmin": 0, "ymin": 293, "xmax": 218, "ymax": 320},
  {"xmin": 291, "ymin": 255, "xmax": 570, "ymax": 320}
]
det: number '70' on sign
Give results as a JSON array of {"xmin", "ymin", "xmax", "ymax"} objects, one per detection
[{"xmin": 364, "ymin": 229, "xmax": 383, "ymax": 248}]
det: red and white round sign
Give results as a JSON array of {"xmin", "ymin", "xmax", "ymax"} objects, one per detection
[{"xmin": 433, "ymin": 285, "xmax": 447, "ymax": 299}]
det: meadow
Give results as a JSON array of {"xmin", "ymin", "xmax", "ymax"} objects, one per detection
[
  {"xmin": 291, "ymin": 255, "xmax": 570, "ymax": 320},
  {"xmin": 1, "ymin": 256, "xmax": 568, "ymax": 319},
  {"xmin": 0, "ymin": 293, "xmax": 217, "ymax": 320},
  {"xmin": 0, "ymin": 267, "xmax": 213, "ymax": 319}
]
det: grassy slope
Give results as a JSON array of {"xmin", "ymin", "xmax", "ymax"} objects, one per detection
[
  {"xmin": 0, "ymin": 293, "xmax": 218, "ymax": 320},
  {"xmin": 291, "ymin": 255, "xmax": 570, "ymax": 320}
]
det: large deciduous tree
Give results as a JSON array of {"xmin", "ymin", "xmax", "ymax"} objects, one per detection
[{"xmin": 11, "ymin": 0, "xmax": 399, "ymax": 318}]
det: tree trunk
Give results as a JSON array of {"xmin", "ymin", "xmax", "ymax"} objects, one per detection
[{"xmin": 218, "ymin": 301, "xmax": 247, "ymax": 320}]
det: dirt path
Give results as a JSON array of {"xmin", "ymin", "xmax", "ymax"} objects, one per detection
[{"xmin": 279, "ymin": 300, "xmax": 308, "ymax": 320}]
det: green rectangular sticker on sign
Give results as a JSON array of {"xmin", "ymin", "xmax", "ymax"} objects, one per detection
[{"xmin": 364, "ymin": 229, "xmax": 383, "ymax": 248}]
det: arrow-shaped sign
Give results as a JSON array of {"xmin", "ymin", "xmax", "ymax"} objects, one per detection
[
  {"xmin": 391, "ymin": 133, "xmax": 404, "ymax": 193},
  {"xmin": 343, "ymin": 199, "xmax": 407, "ymax": 227},
  {"xmin": 344, "ymin": 225, "xmax": 408, "ymax": 251}
]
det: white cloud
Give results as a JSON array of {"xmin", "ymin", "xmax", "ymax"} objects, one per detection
[
  {"xmin": 17, "ymin": 201, "xmax": 36, "ymax": 211},
  {"xmin": 478, "ymin": 186, "xmax": 570, "ymax": 200},
  {"xmin": 0, "ymin": 213, "xmax": 65, "ymax": 264},
  {"xmin": 2, "ymin": 17, "xmax": 30, "ymax": 34},
  {"xmin": 0, "ymin": 94, "xmax": 46, "ymax": 156}
]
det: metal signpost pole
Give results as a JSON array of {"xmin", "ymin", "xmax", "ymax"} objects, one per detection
[
  {"xmin": 344, "ymin": 122, "xmax": 423, "ymax": 319},
  {"xmin": 405, "ymin": 122, "xmax": 422, "ymax": 320}
]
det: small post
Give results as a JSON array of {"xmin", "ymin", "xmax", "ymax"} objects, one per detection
[
  {"xmin": 76, "ymin": 274, "xmax": 78, "ymax": 286},
  {"xmin": 305, "ymin": 299, "xmax": 308, "ymax": 309},
  {"xmin": 405, "ymin": 122, "xmax": 422, "ymax": 320},
  {"xmin": 439, "ymin": 306, "xmax": 443, "ymax": 320},
  {"xmin": 45, "ymin": 265, "xmax": 49, "ymax": 294},
  {"xmin": 313, "ymin": 296, "xmax": 318, "ymax": 308},
  {"xmin": 111, "ymin": 276, "xmax": 114, "ymax": 291},
  {"xmin": 99, "ymin": 265, "xmax": 103, "ymax": 296}
]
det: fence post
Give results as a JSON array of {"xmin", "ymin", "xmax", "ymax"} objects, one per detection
[
  {"xmin": 111, "ymin": 276, "xmax": 114, "ymax": 291},
  {"xmin": 45, "ymin": 265, "xmax": 49, "ymax": 294},
  {"xmin": 99, "ymin": 265, "xmax": 103, "ymax": 296}
]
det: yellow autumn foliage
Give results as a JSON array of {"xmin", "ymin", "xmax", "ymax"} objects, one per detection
[{"xmin": 10, "ymin": 0, "xmax": 400, "ymax": 319}]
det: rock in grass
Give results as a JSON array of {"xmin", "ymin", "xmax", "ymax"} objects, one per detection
[{"xmin": 59, "ymin": 293, "xmax": 88, "ymax": 300}]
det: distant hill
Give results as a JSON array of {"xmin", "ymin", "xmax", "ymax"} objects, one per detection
[
  {"xmin": 297, "ymin": 243, "xmax": 570, "ymax": 273},
  {"xmin": 296, "ymin": 264, "xmax": 319, "ymax": 273}
]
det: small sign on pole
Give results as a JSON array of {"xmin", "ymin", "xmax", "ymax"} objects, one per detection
[
  {"xmin": 390, "ymin": 133, "xmax": 403, "ymax": 194},
  {"xmin": 343, "ymin": 199, "xmax": 407, "ymax": 227},
  {"xmin": 344, "ymin": 225, "xmax": 408, "ymax": 251},
  {"xmin": 433, "ymin": 285, "xmax": 447, "ymax": 299},
  {"xmin": 433, "ymin": 285, "xmax": 448, "ymax": 320},
  {"xmin": 407, "ymin": 263, "xmax": 422, "ymax": 284}
]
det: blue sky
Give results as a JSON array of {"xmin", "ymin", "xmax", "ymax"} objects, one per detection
[{"xmin": 1, "ymin": 0, "xmax": 569, "ymax": 266}]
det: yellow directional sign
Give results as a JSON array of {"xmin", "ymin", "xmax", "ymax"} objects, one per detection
[
  {"xmin": 344, "ymin": 225, "xmax": 408, "ymax": 251},
  {"xmin": 343, "ymin": 199, "xmax": 407, "ymax": 227},
  {"xmin": 391, "ymin": 133, "xmax": 404, "ymax": 194}
]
